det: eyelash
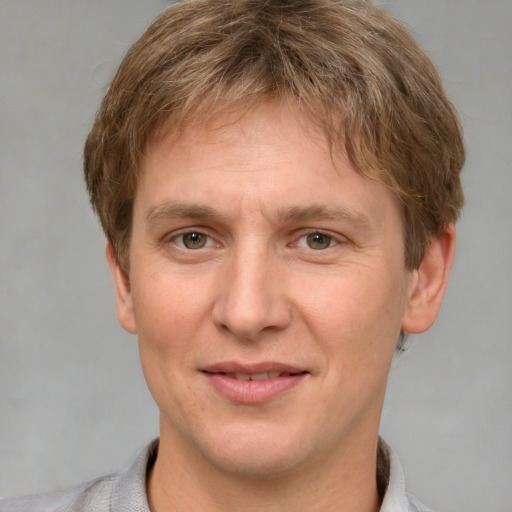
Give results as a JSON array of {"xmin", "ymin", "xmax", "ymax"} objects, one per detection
[
  {"xmin": 293, "ymin": 231, "xmax": 341, "ymax": 251},
  {"xmin": 170, "ymin": 230, "xmax": 218, "ymax": 250},
  {"xmin": 168, "ymin": 228, "xmax": 344, "ymax": 252}
]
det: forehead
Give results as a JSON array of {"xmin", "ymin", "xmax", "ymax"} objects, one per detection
[
  {"xmin": 149, "ymin": 99, "xmax": 331, "ymax": 164},
  {"xmin": 138, "ymin": 100, "xmax": 401, "ymax": 235},
  {"xmin": 144, "ymin": 100, "xmax": 341, "ymax": 193}
]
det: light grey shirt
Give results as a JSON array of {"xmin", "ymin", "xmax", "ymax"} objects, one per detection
[{"xmin": 0, "ymin": 438, "xmax": 431, "ymax": 511}]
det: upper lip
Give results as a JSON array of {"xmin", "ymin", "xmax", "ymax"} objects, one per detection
[{"xmin": 202, "ymin": 362, "xmax": 307, "ymax": 375}]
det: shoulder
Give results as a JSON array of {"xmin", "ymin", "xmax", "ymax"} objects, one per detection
[
  {"xmin": 0, "ymin": 439, "xmax": 158, "ymax": 512},
  {"xmin": 0, "ymin": 473, "xmax": 119, "ymax": 512}
]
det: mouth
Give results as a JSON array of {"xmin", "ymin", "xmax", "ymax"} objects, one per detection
[
  {"xmin": 209, "ymin": 370, "xmax": 306, "ymax": 381},
  {"xmin": 202, "ymin": 363, "xmax": 308, "ymax": 404}
]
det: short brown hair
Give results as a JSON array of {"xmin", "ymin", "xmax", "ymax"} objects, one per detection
[{"xmin": 84, "ymin": 0, "xmax": 464, "ymax": 272}]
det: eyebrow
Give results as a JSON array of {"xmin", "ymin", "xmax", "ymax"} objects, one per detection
[
  {"xmin": 145, "ymin": 201, "xmax": 373, "ymax": 230},
  {"xmin": 278, "ymin": 205, "xmax": 373, "ymax": 230},
  {"xmin": 145, "ymin": 202, "xmax": 221, "ymax": 226}
]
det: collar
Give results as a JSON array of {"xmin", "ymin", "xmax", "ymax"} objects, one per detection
[{"xmin": 112, "ymin": 438, "xmax": 427, "ymax": 512}]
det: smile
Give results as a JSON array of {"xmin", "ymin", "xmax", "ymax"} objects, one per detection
[
  {"xmin": 222, "ymin": 371, "xmax": 299, "ymax": 381},
  {"xmin": 202, "ymin": 364, "xmax": 308, "ymax": 404}
]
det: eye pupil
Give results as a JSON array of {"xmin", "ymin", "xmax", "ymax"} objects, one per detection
[
  {"xmin": 307, "ymin": 233, "xmax": 331, "ymax": 250},
  {"xmin": 183, "ymin": 232, "xmax": 207, "ymax": 249}
]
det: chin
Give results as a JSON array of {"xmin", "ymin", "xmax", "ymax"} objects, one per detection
[
  {"xmin": 204, "ymin": 445, "xmax": 305, "ymax": 478},
  {"xmin": 191, "ymin": 420, "xmax": 325, "ymax": 479}
]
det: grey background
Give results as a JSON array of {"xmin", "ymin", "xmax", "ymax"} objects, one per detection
[{"xmin": 0, "ymin": 1, "xmax": 510, "ymax": 511}]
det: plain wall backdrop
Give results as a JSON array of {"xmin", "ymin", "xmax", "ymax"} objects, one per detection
[{"xmin": 0, "ymin": 1, "xmax": 511, "ymax": 511}]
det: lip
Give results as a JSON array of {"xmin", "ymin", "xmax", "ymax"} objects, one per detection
[{"xmin": 202, "ymin": 361, "xmax": 308, "ymax": 404}]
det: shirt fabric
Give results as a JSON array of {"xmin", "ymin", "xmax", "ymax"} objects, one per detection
[{"xmin": 0, "ymin": 438, "xmax": 431, "ymax": 512}]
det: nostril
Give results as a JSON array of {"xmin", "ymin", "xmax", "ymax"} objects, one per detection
[{"xmin": 212, "ymin": 295, "xmax": 292, "ymax": 341}]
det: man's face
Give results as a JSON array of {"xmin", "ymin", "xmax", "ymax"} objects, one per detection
[{"xmin": 113, "ymin": 100, "xmax": 419, "ymax": 477}]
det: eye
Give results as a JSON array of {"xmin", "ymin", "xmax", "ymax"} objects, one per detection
[
  {"xmin": 176, "ymin": 232, "xmax": 210, "ymax": 250},
  {"xmin": 306, "ymin": 232, "xmax": 334, "ymax": 250},
  {"xmin": 297, "ymin": 232, "xmax": 338, "ymax": 250}
]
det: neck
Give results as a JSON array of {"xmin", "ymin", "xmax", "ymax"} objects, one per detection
[{"xmin": 147, "ymin": 430, "xmax": 381, "ymax": 512}]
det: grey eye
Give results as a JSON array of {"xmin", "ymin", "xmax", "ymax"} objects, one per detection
[
  {"xmin": 182, "ymin": 232, "xmax": 208, "ymax": 249},
  {"xmin": 306, "ymin": 233, "xmax": 333, "ymax": 250}
]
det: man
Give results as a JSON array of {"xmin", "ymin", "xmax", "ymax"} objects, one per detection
[{"xmin": 0, "ymin": 0, "xmax": 464, "ymax": 511}]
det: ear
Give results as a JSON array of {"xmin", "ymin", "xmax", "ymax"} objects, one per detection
[
  {"xmin": 401, "ymin": 224, "xmax": 457, "ymax": 334},
  {"xmin": 105, "ymin": 240, "xmax": 137, "ymax": 334}
]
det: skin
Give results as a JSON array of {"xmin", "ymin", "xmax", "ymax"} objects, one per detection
[{"xmin": 107, "ymin": 100, "xmax": 456, "ymax": 512}]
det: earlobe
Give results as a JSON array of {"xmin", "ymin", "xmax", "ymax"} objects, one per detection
[
  {"xmin": 105, "ymin": 241, "xmax": 137, "ymax": 334},
  {"xmin": 401, "ymin": 224, "xmax": 457, "ymax": 335}
]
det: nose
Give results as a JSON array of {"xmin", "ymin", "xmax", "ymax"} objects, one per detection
[{"xmin": 212, "ymin": 247, "xmax": 291, "ymax": 341}]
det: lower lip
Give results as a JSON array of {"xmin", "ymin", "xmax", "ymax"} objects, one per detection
[{"xmin": 204, "ymin": 373, "xmax": 307, "ymax": 404}]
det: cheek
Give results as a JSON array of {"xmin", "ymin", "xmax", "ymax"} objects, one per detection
[
  {"xmin": 130, "ymin": 272, "xmax": 206, "ymax": 362},
  {"xmin": 295, "ymin": 268, "xmax": 406, "ymax": 363},
  {"xmin": 131, "ymin": 276, "xmax": 203, "ymax": 410}
]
